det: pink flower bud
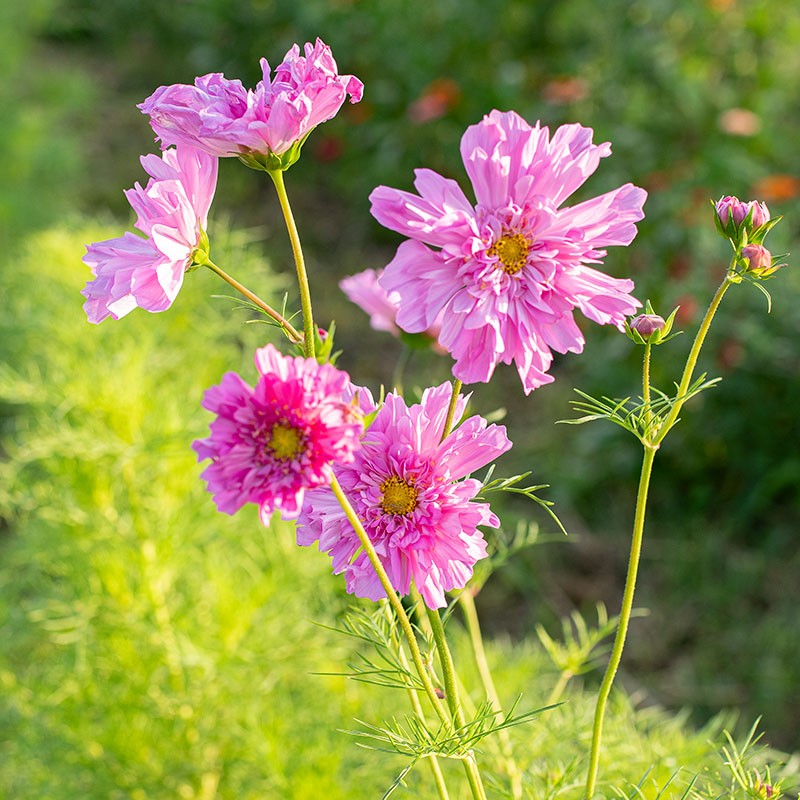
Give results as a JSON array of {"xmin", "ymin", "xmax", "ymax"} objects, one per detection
[
  {"xmin": 715, "ymin": 196, "xmax": 770, "ymax": 229},
  {"xmin": 630, "ymin": 313, "xmax": 666, "ymax": 340},
  {"xmin": 741, "ymin": 243, "xmax": 775, "ymax": 275}
]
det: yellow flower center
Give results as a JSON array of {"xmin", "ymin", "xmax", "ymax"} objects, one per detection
[
  {"xmin": 379, "ymin": 476, "xmax": 418, "ymax": 516},
  {"xmin": 487, "ymin": 232, "xmax": 530, "ymax": 274},
  {"xmin": 266, "ymin": 422, "xmax": 304, "ymax": 461}
]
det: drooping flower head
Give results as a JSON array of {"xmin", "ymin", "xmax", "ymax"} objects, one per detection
[
  {"xmin": 297, "ymin": 383, "xmax": 512, "ymax": 608},
  {"xmin": 339, "ymin": 267, "xmax": 444, "ymax": 349},
  {"xmin": 193, "ymin": 344, "xmax": 365, "ymax": 522},
  {"xmin": 82, "ymin": 145, "xmax": 217, "ymax": 323},
  {"xmin": 369, "ymin": 110, "xmax": 647, "ymax": 394},
  {"xmin": 138, "ymin": 38, "xmax": 363, "ymax": 169}
]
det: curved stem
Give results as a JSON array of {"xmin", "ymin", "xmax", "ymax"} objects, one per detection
[
  {"xmin": 203, "ymin": 260, "xmax": 303, "ymax": 344},
  {"xmin": 329, "ymin": 475, "xmax": 451, "ymax": 727},
  {"xmin": 268, "ymin": 169, "xmax": 315, "ymax": 359},
  {"xmin": 441, "ymin": 379, "xmax": 463, "ymax": 442},
  {"xmin": 426, "ymin": 606, "xmax": 488, "ymax": 800},
  {"xmin": 653, "ymin": 275, "xmax": 733, "ymax": 445},
  {"xmin": 584, "ymin": 444, "xmax": 657, "ymax": 799},
  {"xmin": 459, "ymin": 591, "xmax": 523, "ymax": 799}
]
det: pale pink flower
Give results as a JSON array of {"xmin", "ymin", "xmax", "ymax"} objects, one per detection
[
  {"xmin": 370, "ymin": 110, "xmax": 647, "ymax": 394},
  {"xmin": 297, "ymin": 382, "xmax": 511, "ymax": 608},
  {"xmin": 82, "ymin": 146, "xmax": 217, "ymax": 323},
  {"xmin": 139, "ymin": 38, "xmax": 363, "ymax": 160},
  {"xmin": 339, "ymin": 267, "xmax": 444, "ymax": 346},
  {"xmin": 193, "ymin": 345, "xmax": 366, "ymax": 522}
]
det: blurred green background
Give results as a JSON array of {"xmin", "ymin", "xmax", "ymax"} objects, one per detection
[{"xmin": 2, "ymin": 0, "xmax": 799, "ymax": 796}]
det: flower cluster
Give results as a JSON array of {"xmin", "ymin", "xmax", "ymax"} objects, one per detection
[
  {"xmin": 370, "ymin": 110, "xmax": 647, "ymax": 394},
  {"xmin": 139, "ymin": 38, "xmax": 363, "ymax": 170},
  {"xmin": 192, "ymin": 345, "xmax": 365, "ymax": 522},
  {"xmin": 82, "ymin": 145, "xmax": 217, "ymax": 323},
  {"xmin": 297, "ymin": 383, "xmax": 511, "ymax": 608}
]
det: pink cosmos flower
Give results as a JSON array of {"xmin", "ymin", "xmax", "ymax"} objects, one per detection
[
  {"xmin": 297, "ymin": 382, "xmax": 511, "ymax": 608},
  {"xmin": 339, "ymin": 267, "xmax": 445, "ymax": 347},
  {"xmin": 369, "ymin": 110, "xmax": 647, "ymax": 394},
  {"xmin": 82, "ymin": 145, "xmax": 217, "ymax": 323},
  {"xmin": 193, "ymin": 344, "xmax": 366, "ymax": 522},
  {"xmin": 139, "ymin": 38, "xmax": 363, "ymax": 160}
]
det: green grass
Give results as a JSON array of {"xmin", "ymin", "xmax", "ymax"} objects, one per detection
[{"xmin": 0, "ymin": 221, "xmax": 797, "ymax": 799}]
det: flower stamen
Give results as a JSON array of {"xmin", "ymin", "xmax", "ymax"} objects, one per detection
[
  {"xmin": 487, "ymin": 232, "xmax": 530, "ymax": 275},
  {"xmin": 379, "ymin": 475, "xmax": 418, "ymax": 516},
  {"xmin": 267, "ymin": 422, "xmax": 304, "ymax": 460}
]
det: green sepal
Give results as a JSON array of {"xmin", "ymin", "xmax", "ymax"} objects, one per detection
[
  {"xmin": 235, "ymin": 130, "xmax": 314, "ymax": 173},
  {"xmin": 188, "ymin": 226, "xmax": 211, "ymax": 271},
  {"xmin": 314, "ymin": 319, "xmax": 340, "ymax": 365}
]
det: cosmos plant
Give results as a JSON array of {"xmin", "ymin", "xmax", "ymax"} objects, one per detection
[{"xmin": 81, "ymin": 37, "xmax": 789, "ymax": 800}]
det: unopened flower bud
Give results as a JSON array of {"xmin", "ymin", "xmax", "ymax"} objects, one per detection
[
  {"xmin": 630, "ymin": 313, "xmax": 666, "ymax": 341},
  {"xmin": 714, "ymin": 196, "xmax": 771, "ymax": 245},
  {"xmin": 741, "ymin": 243, "xmax": 776, "ymax": 276}
]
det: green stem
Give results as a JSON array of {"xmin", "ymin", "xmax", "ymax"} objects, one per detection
[
  {"xmin": 642, "ymin": 341, "xmax": 653, "ymax": 432},
  {"xmin": 653, "ymin": 275, "xmax": 733, "ymax": 445},
  {"xmin": 459, "ymin": 591, "xmax": 523, "ymax": 799},
  {"xmin": 441, "ymin": 379, "xmax": 463, "ymax": 442},
  {"xmin": 268, "ymin": 169, "xmax": 315, "ymax": 359},
  {"xmin": 203, "ymin": 260, "xmax": 303, "ymax": 344},
  {"xmin": 426, "ymin": 606, "xmax": 488, "ymax": 800},
  {"xmin": 329, "ymin": 475, "xmax": 451, "ymax": 727},
  {"xmin": 383, "ymin": 603, "xmax": 451, "ymax": 800},
  {"xmin": 584, "ymin": 444, "xmax": 657, "ymax": 799}
]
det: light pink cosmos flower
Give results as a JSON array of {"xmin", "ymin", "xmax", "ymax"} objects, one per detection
[
  {"xmin": 297, "ymin": 382, "xmax": 511, "ymax": 608},
  {"xmin": 339, "ymin": 267, "xmax": 445, "ymax": 347},
  {"xmin": 82, "ymin": 146, "xmax": 217, "ymax": 323},
  {"xmin": 138, "ymin": 38, "xmax": 363, "ymax": 160},
  {"xmin": 193, "ymin": 344, "xmax": 366, "ymax": 522},
  {"xmin": 369, "ymin": 110, "xmax": 647, "ymax": 394}
]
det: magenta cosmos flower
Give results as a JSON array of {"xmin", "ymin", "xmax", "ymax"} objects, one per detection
[
  {"xmin": 193, "ymin": 344, "xmax": 366, "ymax": 522},
  {"xmin": 369, "ymin": 110, "xmax": 647, "ymax": 394},
  {"xmin": 339, "ymin": 267, "xmax": 445, "ymax": 348},
  {"xmin": 297, "ymin": 382, "xmax": 511, "ymax": 608},
  {"xmin": 82, "ymin": 145, "xmax": 217, "ymax": 323},
  {"xmin": 139, "ymin": 38, "xmax": 363, "ymax": 162}
]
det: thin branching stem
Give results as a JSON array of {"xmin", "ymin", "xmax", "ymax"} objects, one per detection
[
  {"xmin": 459, "ymin": 590, "xmax": 523, "ymax": 799},
  {"xmin": 268, "ymin": 169, "xmax": 315, "ymax": 358},
  {"xmin": 203, "ymin": 260, "xmax": 303, "ymax": 344},
  {"xmin": 585, "ymin": 268, "xmax": 736, "ymax": 797},
  {"xmin": 329, "ymin": 475, "xmax": 451, "ymax": 727},
  {"xmin": 653, "ymin": 273, "xmax": 734, "ymax": 445}
]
